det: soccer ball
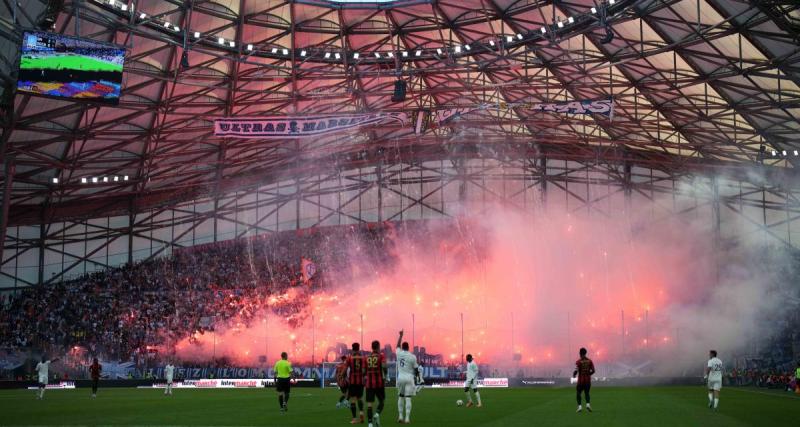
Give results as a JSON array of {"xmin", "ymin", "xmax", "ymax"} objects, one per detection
[{"xmin": 456, "ymin": 399, "xmax": 464, "ymax": 407}]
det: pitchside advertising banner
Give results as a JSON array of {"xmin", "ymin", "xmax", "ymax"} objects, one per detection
[
  {"xmin": 430, "ymin": 378, "xmax": 509, "ymax": 388},
  {"xmin": 26, "ymin": 381, "xmax": 76, "ymax": 390},
  {"xmin": 140, "ymin": 365, "xmax": 460, "ymax": 381},
  {"xmin": 138, "ymin": 378, "xmax": 508, "ymax": 389},
  {"xmin": 213, "ymin": 98, "xmax": 613, "ymax": 139}
]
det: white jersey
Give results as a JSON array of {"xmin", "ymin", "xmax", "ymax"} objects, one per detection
[
  {"xmin": 396, "ymin": 348, "xmax": 419, "ymax": 377},
  {"xmin": 466, "ymin": 361, "xmax": 479, "ymax": 381},
  {"xmin": 707, "ymin": 357, "xmax": 723, "ymax": 381},
  {"xmin": 164, "ymin": 364, "xmax": 175, "ymax": 382},
  {"xmin": 35, "ymin": 361, "xmax": 51, "ymax": 383}
]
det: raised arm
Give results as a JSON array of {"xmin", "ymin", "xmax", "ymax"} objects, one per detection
[{"xmin": 396, "ymin": 330, "xmax": 404, "ymax": 349}]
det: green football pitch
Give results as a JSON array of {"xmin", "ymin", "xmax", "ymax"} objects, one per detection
[
  {"xmin": 0, "ymin": 386, "xmax": 796, "ymax": 426},
  {"xmin": 20, "ymin": 55, "xmax": 122, "ymax": 72}
]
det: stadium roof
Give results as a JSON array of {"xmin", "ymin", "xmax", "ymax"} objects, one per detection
[{"xmin": 0, "ymin": 0, "xmax": 799, "ymax": 226}]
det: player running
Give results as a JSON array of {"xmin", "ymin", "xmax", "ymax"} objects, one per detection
[
  {"xmin": 365, "ymin": 340, "xmax": 387, "ymax": 427},
  {"xmin": 396, "ymin": 330, "xmax": 419, "ymax": 423},
  {"xmin": 704, "ymin": 350, "xmax": 723, "ymax": 411},
  {"xmin": 89, "ymin": 358, "xmax": 102, "ymax": 398},
  {"xmin": 164, "ymin": 361, "xmax": 175, "ymax": 396},
  {"xmin": 573, "ymin": 347, "xmax": 595, "ymax": 413},
  {"xmin": 345, "ymin": 343, "xmax": 366, "ymax": 424},
  {"xmin": 274, "ymin": 352, "xmax": 293, "ymax": 413},
  {"xmin": 35, "ymin": 356, "xmax": 58, "ymax": 400},
  {"xmin": 335, "ymin": 355, "xmax": 349, "ymax": 408},
  {"xmin": 463, "ymin": 354, "xmax": 482, "ymax": 408}
]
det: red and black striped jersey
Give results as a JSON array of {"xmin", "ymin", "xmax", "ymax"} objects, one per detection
[
  {"xmin": 346, "ymin": 354, "xmax": 365, "ymax": 385},
  {"xmin": 575, "ymin": 358, "xmax": 595, "ymax": 385},
  {"xmin": 365, "ymin": 352, "xmax": 386, "ymax": 389},
  {"xmin": 335, "ymin": 362, "xmax": 348, "ymax": 385}
]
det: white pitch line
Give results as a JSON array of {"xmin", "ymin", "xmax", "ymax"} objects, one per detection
[{"xmin": 727, "ymin": 387, "xmax": 800, "ymax": 400}]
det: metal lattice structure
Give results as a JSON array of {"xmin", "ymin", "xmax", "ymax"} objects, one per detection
[{"xmin": 0, "ymin": 0, "xmax": 799, "ymax": 288}]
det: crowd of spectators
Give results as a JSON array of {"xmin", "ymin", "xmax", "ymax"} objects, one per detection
[{"xmin": 0, "ymin": 221, "xmax": 426, "ymax": 361}]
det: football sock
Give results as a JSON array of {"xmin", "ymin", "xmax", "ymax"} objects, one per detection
[
  {"xmin": 367, "ymin": 407, "xmax": 373, "ymax": 422},
  {"xmin": 278, "ymin": 395, "xmax": 284, "ymax": 408},
  {"xmin": 397, "ymin": 397, "xmax": 404, "ymax": 417},
  {"xmin": 713, "ymin": 398, "xmax": 719, "ymax": 409},
  {"xmin": 585, "ymin": 391, "xmax": 590, "ymax": 404},
  {"xmin": 465, "ymin": 391, "xmax": 472, "ymax": 403},
  {"xmin": 404, "ymin": 397, "xmax": 412, "ymax": 421},
  {"xmin": 350, "ymin": 403, "xmax": 357, "ymax": 418},
  {"xmin": 475, "ymin": 391, "xmax": 481, "ymax": 405},
  {"xmin": 377, "ymin": 399, "xmax": 384, "ymax": 413},
  {"xmin": 284, "ymin": 393, "xmax": 290, "ymax": 405},
  {"xmin": 708, "ymin": 393, "xmax": 713, "ymax": 404},
  {"xmin": 358, "ymin": 399, "xmax": 364, "ymax": 412}
]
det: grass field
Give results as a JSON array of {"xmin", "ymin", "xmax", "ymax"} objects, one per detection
[
  {"xmin": 0, "ymin": 386, "xmax": 796, "ymax": 426},
  {"xmin": 20, "ymin": 55, "xmax": 122, "ymax": 72}
]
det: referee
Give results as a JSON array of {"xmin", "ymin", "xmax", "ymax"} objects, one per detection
[{"xmin": 274, "ymin": 352, "xmax": 293, "ymax": 413}]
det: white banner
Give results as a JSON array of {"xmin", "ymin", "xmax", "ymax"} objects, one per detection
[
  {"xmin": 214, "ymin": 113, "xmax": 409, "ymax": 139},
  {"xmin": 27, "ymin": 381, "xmax": 76, "ymax": 390},
  {"xmin": 429, "ymin": 378, "xmax": 509, "ymax": 388},
  {"xmin": 435, "ymin": 99, "xmax": 614, "ymax": 125},
  {"xmin": 141, "ymin": 378, "xmax": 315, "ymax": 389}
]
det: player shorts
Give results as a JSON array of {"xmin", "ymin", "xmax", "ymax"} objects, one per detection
[
  {"xmin": 577, "ymin": 382, "xmax": 591, "ymax": 393},
  {"xmin": 397, "ymin": 374, "xmax": 416, "ymax": 397},
  {"xmin": 348, "ymin": 384, "xmax": 364, "ymax": 399},
  {"xmin": 366, "ymin": 387, "xmax": 385, "ymax": 403},
  {"xmin": 464, "ymin": 377, "xmax": 478, "ymax": 390},
  {"xmin": 707, "ymin": 378, "xmax": 722, "ymax": 391},
  {"xmin": 276, "ymin": 378, "xmax": 291, "ymax": 393},
  {"xmin": 339, "ymin": 383, "xmax": 348, "ymax": 394},
  {"xmin": 38, "ymin": 376, "xmax": 48, "ymax": 387}
]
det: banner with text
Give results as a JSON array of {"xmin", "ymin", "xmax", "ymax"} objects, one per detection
[
  {"xmin": 435, "ymin": 99, "xmax": 614, "ymax": 125},
  {"xmin": 214, "ymin": 112, "xmax": 409, "ymax": 139}
]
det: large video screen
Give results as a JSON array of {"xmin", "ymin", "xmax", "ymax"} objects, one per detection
[{"xmin": 17, "ymin": 31, "xmax": 125, "ymax": 104}]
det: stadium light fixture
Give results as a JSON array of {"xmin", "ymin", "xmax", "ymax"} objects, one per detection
[
  {"xmin": 794, "ymin": 150, "xmax": 799, "ymax": 156},
  {"xmin": 300, "ymin": 50, "xmax": 307, "ymax": 57},
  {"xmin": 334, "ymin": 52, "xmax": 341, "ymax": 60},
  {"xmin": 782, "ymin": 150, "xmax": 787, "ymax": 156},
  {"xmin": 609, "ymin": 0, "xmax": 616, "ymax": 4},
  {"xmin": 271, "ymin": 47, "xmax": 278, "ymax": 54},
  {"xmin": 353, "ymin": 52, "xmax": 360, "ymax": 59},
  {"xmin": 591, "ymin": 7, "xmax": 597, "ymax": 14},
  {"xmin": 173, "ymin": 26, "xmax": 180, "ymax": 32},
  {"xmin": 123, "ymin": 175, "xmax": 129, "ymax": 181},
  {"xmin": 107, "ymin": 0, "xmax": 114, "ymax": 5},
  {"xmin": 92, "ymin": 177, "xmax": 98, "ymax": 183},
  {"xmin": 229, "ymin": 41, "xmax": 236, "ymax": 48},
  {"xmin": 516, "ymin": 33, "xmax": 523, "ymax": 40},
  {"xmin": 436, "ymin": 48, "xmax": 443, "ymax": 55},
  {"xmin": 194, "ymin": 31, "xmax": 200, "ymax": 38},
  {"xmin": 464, "ymin": 44, "xmax": 471, "ymax": 51},
  {"xmin": 402, "ymin": 51, "xmax": 409, "ymax": 57},
  {"xmin": 163, "ymin": 22, "xmax": 171, "ymax": 29},
  {"xmin": 374, "ymin": 52, "xmax": 381, "ymax": 58},
  {"xmin": 415, "ymin": 50, "xmax": 422, "ymax": 57},
  {"xmin": 540, "ymin": 27, "xmax": 547, "ymax": 34},
  {"xmin": 139, "ymin": 12, "xmax": 146, "ymax": 20},
  {"xmin": 506, "ymin": 35, "xmax": 514, "ymax": 43},
  {"xmin": 219, "ymin": 37, "xmax": 225, "ymax": 45},
  {"xmin": 246, "ymin": 44, "xmax": 252, "ymax": 51},
  {"xmin": 81, "ymin": 177, "xmax": 87, "ymax": 184},
  {"xmin": 114, "ymin": 176, "xmax": 119, "ymax": 182},
  {"xmin": 772, "ymin": 150, "xmax": 777, "ymax": 156},
  {"xmin": 324, "ymin": 52, "xmax": 331, "ymax": 59},
  {"xmin": 568, "ymin": 16, "xmax": 575, "ymax": 24},
  {"xmin": 282, "ymin": 48, "xmax": 289, "ymax": 55},
  {"xmin": 387, "ymin": 51, "xmax": 394, "ymax": 58},
  {"xmin": 454, "ymin": 45, "xmax": 461, "ymax": 53},
  {"xmin": 557, "ymin": 20, "xmax": 564, "ymax": 28},
  {"xmin": 103, "ymin": 176, "xmax": 108, "ymax": 183},
  {"xmin": 52, "ymin": 177, "xmax": 58, "ymax": 184},
  {"xmin": 488, "ymin": 40, "xmax": 495, "ymax": 47},
  {"xmin": 120, "ymin": 4, "xmax": 127, "ymax": 11}
]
